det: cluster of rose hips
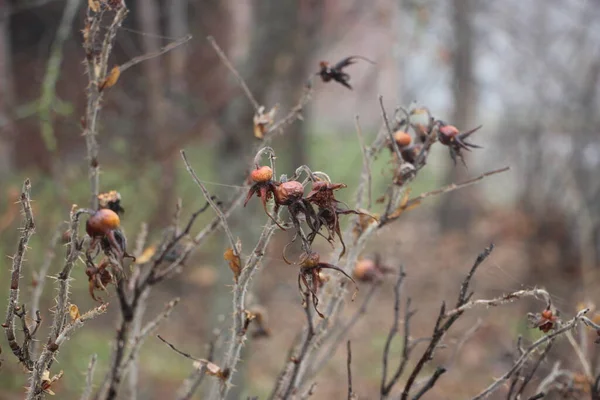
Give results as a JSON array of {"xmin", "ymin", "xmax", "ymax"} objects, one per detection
[
  {"xmin": 387, "ymin": 108, "xmax": 483, "ymax": 174},
  {"xmin": 244, "ymin": 163, "xmax": 369, "ymax": 316}
]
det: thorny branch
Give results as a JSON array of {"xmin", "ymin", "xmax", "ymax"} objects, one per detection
[
  {"xmin": 81, "ymin": 354, "xmax": 98, "ymax": 400},
  {"xmin": 472, "ymin": 308, "xmax": 591, "ymax": 400},
  {"xmin": 28, "ymin": 207, "xmax": 93, "ymax": 399},
  {"xmin": 347, "ymin": 341, "xmax": 354, "ymax": 400},
  {"xmin": 3, "ymin": 179, "xmax": 36, "ymax": 370}
]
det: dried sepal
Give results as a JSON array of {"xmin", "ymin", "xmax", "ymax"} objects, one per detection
[
  {"xmin": 253, "ymin": 105, "xmax": 278, "ymax": 139},
  {"xmin": 224, "ymin": 242, "xmax": 242, "ymax": 283},
  {"xmin": 99, "ymin": 66, "xmax": 121, "ymax": 91}
]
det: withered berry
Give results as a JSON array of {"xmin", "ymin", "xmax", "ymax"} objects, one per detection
[{"xmin": 274, "ymin": 180, "xmax": 304, "ymax": 206}]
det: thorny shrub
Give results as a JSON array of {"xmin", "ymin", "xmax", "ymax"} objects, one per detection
[{"xmin": 3, "ymin": 1, "xmax": 600, "ymax": 400}]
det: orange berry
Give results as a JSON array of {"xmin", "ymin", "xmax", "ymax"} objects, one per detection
[
  {"xmin": 393, "ymin": 131, "xmax": 412, "ymax": 147},
  {"xmin": 250, "ymin": 166, "xmax": 273, "ymax": 183},
  {"xmin": 541, "ymin": 309, "xmax": 553, "ymax": 320},
  {"xmin": 353, "ymin": 259, "xmax": 377, "ymax": 282},
  {"xmin": 86, "ymin": 209, "xmax": 120, "ymax": 237}
]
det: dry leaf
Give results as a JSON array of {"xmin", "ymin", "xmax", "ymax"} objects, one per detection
[
  {"xmin": 41, "ymin": 369, "xmax": 63, "ymax": 395},
  {"xmin": 69, "ymin": 304, "xmax": 80, "ymax": 321},
  {"xmin": 88, "ymin": 0, "xmax": 100, "ymax": 12},
  {"xmin": 99, "ymin": 66, "xmax": 121, "ymax": 91},
  {"xmin": 223, "ymin": 243, "xmax": 242, "ymax": 283},
  {"xmin": 253, "ymin": 105, "xmax": 278, "ymax": 139},
  {"xmin": 387, "ymin": 189, "xmax": 420, "ymax": 219},
  {"xmin": 192, "ymin": 360, "xmax": 230, "ymax": 380},
  {"xmin": 135, "ymin": 245, "xmax": 156, "ymax": 264}
]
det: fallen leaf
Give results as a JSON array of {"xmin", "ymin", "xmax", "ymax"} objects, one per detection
[
  {"xmin": 253, "ymin": 105, "xmax": 278, "ymax": 139},
  {"xmin": 224, "ymin": 243, "xmax": 242, "ymax": 283},
  {"xmin": 69, "ymin": 304, "xmax": 80, "ymax": 321},
  {"xmin": 99, "ymin": 66, "xmax": 121, "ymax": 91}
]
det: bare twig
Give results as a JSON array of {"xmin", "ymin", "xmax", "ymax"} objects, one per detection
[
  {"xmin": 308, "ymin": 282, "xmax": 380, "ymax": 378},
  {"xmin": 400, "ymin": 245, "xmax": 495, "ymax": 400},
  {"xmin": 207, "ymin": 35, "xmax": 260, "ymax": 111},
  {"xmin": 83, "ymin": 4, "xmax": 128, "ymax": 209},
  {"xmin": 176, "ymin": 341, "xmax": 216, "ymax": 400},
  {"xmin": 212, "ymin": 221, "xmax": 278, "ymax": 399},
  {"xmin": 381, "ymin": 266, "xmax": 409, "ymax": 397},
  {"xmin": 354, "ymin": 115, "xmax": 372, "ymax": 209},
  {"xmin": 379, "ymin": 96, "xmax": 403, "ymax": 164},
  {"xmin": 347, "ymin": 341, "xmax": 354, "ymax": 400},
  {"xmin": 122, "ymin": 298, "xmax": 180, "ymax": 375},
  {"xmin": 158, "ymin": 335, "xmax": 204, "ymax": 363},
  {"xmin": 472, "ymin": 309, "xmax": 590, "ymax": 400},
  {"xmin": 29, "ymin": 304, "xmax": 108, "ymax": 400},
  {"xmin": 28, "ymin": 207, "xmax": 93, "ymax": 399},
  {"xmin": 119, "ymin": 34, "xmax": 192, "ymax": 74},
  {"xmin": 281, "ymin": 292, "xmax": 316, "ymax": 399},
  {"xmin": 181, "ymin": 150, "xmax": 239, "ymax": 258},
  {"xmin": 3, "ymin": 179, "xmax": 36, "ymax": 370},
  {"xmin": 444, "ymin": 288, "xmax": 551, "ymax": 319},
  {"xmin": 513, "ymin": 341, "xmax": 554, "ymax": 399},
  {"xmin": 81, "ymin": 354, "xmax": 98, "ymax": 400},
  {"xmin": 383, "ymin": 166, "xmax": 511, "ymax": 225},
  {"xmin": 413, "ymin": 367, "xmax": 446, "ymax": 400},
  {"xmin": 31, "ymin": 223, "xmax": 64, "ymax": 319}
]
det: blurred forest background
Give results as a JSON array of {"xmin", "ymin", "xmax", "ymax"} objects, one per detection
[{"xmin": 1, "ymin": 0, "xmax": 600, "ymax": 399}]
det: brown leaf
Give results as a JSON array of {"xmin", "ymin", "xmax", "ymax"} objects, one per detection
[
  {"xmin": 41, "ymin": 369, "xmax": 63, "ymax": 395},
  {"xmin": 69, "ymin": 304, "xmax": 80, "ymax": 321},
  {"xmin": 135, "ymin": 245, "xmax": 156, "ymax": 264},
  {"xmin": 88, "ymin": 0, "xmax": 100, "ymax": 12},
  {"xmin": 224, "ymin": 245, "xmax": 242, "ymax": 283},
  {"xmin": 99, "ymin": 66, "xmax": 121, "ymax": 91},
  {"xmin": 193, "ymin": 360, "xmax": 230, "ymax": 381},
  {"xmin": 387, "ymin": 189, "xmax": 421, "ymax": 219},
  {"xmin": 253, "ymin": 105, "xmax": 278, "ymax": 139}
]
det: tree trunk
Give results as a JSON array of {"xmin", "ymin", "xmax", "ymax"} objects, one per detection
[
  {"xmin": 0, "ymin": 0, "xmax": 15, "ymax": 177},
  {"xmin": 136, "ymin": 0, "xmax": 174, "ymax": 229},
  {"xmin": 438, "ymin": 0, "xmax": 478, "ymax": 232}
]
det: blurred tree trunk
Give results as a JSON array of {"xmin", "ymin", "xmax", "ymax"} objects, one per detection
[
  {"xmin": 438, "ymin": 0, "xmax": 478, "ymax": 232},
  {"xmin": 136, "ymin": 0, "xmax": 174, "ymax": 228},
  {"xmin": 275, "ymin": 1, "xmax": 323, "ymax": 170},
  {"xmin": 0, "ymin": 0, "xmax": 15, "ymax": 177}
]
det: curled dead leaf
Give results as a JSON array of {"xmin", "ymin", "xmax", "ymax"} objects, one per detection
[
  {"xmin": 135, "ymin": 245, "xmax": 157, "ymax": 264},
  {"xmin": 192, "ymin": 359, "xmax": 230, "ymax": 381},
  {"xmin": 88, "ymin": 0, "xmax": 100, "ymax": 12},
  {"xmin": 100, "ymin": 66, "xmax": 121, "ymax": 91},
  {"xmin": 224, "ymin": 243, "xmax": 242, "ymax": 283},
  {"xmin": 69, "ymin": 304, "xmax": 80, "ymax": 321},
  {"xmin": 253, "ymin": 105, "xmax": 278, "ymax": 139},
  {"xmin": 41, "ymin": 369, "xmax": 63, "ymax": 396}
]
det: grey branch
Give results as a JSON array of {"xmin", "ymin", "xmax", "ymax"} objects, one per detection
[{"xmin": 3, "ymin": 179, "xmax": 36, "ymax": 370}]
